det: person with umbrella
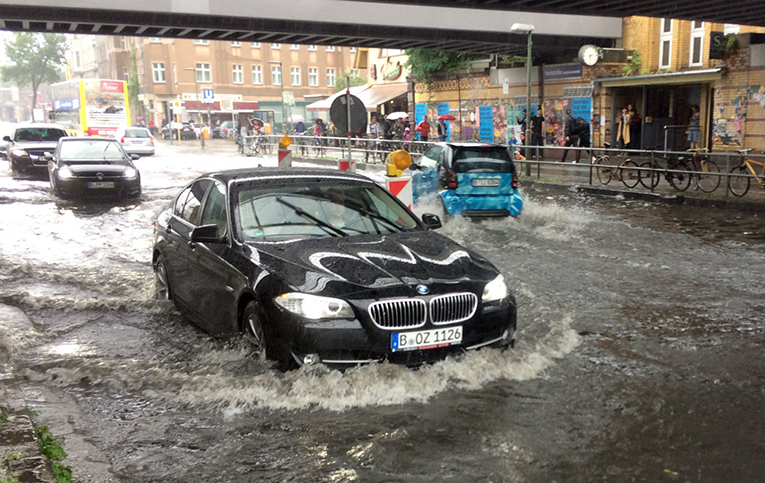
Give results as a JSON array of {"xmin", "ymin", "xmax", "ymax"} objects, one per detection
[{"xmin": 438, "ymin": 119, "xmax": 448, "ymax": 141}]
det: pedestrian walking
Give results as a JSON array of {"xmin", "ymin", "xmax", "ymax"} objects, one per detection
[
  {"xmin": 530, "ymin": 108, "xmax": 544, "ymax": 159},
  {"xmin": 560, "ymin": 109, "xmax": 579, "ymax": 163},
  {"xmin": 416, "ymin": 117, "xmax": 430, "ymax": 142}
]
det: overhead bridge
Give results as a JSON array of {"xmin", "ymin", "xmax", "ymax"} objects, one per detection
[{"xmin": 0, "ymin": 0, "xmax": 622, "ymax": 58}]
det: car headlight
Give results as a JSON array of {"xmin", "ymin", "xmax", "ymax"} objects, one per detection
[
  {"xmin": 11, "ymin": 148, "xmax": 27, "ymax": 157},
  {"xmin": 482, "ymin": 275, "xmax": 508, "ymax": 302},
  {"xmin": 123, "ymin": 167, "xmax": 138, "ymax": 179},
  {"xmin": 57, "ymin": 165, "xmax": 74, "ymax": 179},
  {"xmin": 274, "ymin": 293, "xmax": 354, "ymax": 319}
]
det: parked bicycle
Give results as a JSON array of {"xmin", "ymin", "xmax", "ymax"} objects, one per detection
[
  {"xmin": 594, "ymin": 142, "xmax": 640, "ymax": 188},
  {"xmin": 638, "ymin": 149, "xmax": 714, "ymax": 192},
  {"xmin": 728, "ymin": 148, "xmax": 765, "ymax": 197}
]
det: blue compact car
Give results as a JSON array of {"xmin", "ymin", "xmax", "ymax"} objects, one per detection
[{"xmin": 413, "ymin": 143, "xmax": 523, "ymax": 217}]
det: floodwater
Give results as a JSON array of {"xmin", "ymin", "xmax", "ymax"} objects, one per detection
[{"xmin": 0, "ymin": 140, "xmax": 763, "ymax": 483}]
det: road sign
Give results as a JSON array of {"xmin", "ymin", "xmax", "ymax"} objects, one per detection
[{"xmin": 201, "ymin": 88, "xmax": 214, "ymax": 104}]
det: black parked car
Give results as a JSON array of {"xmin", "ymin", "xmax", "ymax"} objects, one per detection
[
  {"xmin": 152, "ymin": 168, "xmax": 517, "ymax": 369},
  {"xmin": 47, "ymin": 137, "xmax": 141, "ymax": 199},
  {"xmin": 161, "ymin": 122, "xmax": 197, "ymax": 140},
  {"xmin": 3, "ymin": 123, "xmax": 68, "ymax": 176}
]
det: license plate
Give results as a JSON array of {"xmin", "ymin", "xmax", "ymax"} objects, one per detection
[
  {"xmin": 130, "ymin": 140, "xmax": 144, "ymax": 144},
  {"xmin": 472, "ymin": 178, "xmax": 500, "ymax": 187},
  {"xmin": 87, "ymin": 182, "xmax": 114, "ymax": 189},
  {"xmin": 391, "ymin": 326, "xmax": 462, "ymax": 352}
]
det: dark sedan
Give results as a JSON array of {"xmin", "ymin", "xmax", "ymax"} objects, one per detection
[
  {"xmin": 47, "ymin": 137, "xmax": 141, "ymax": 199},
  {"xmin": 152, "ymin": 168, "xmax": 517, "ymax": 370},
  {"xmin": 161, "ymin": 122, "xmax": 197, "ymax": 140},
  {"xmin": 3, "ymin": 123, "xmax": 68, "ymax": 176}
]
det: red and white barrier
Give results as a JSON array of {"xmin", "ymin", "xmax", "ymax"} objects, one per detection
[
  {"xmin": 278, "ymin": 149, "xmax": 292, "ymax": 168},
  {"xmin": 339, "ymin": 158, "xmax": 356, "ymax": 172},
  {"xmin": 385, "ymin": 176, "xmax": 413, "ymax": 210}
]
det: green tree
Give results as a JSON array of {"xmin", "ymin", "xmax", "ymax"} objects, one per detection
[
  {"xmin": 334, "ymin": 71, "xmax": 368, "ymax": 92},
  {"xmin": 128, "ymin": 50, "xmax": 141, "ymax": 121},
  {"xmin": 1, "ymin": 33, "xmax": 67, "ymax": 118},
  {"xmin": 404, "ymin": 49, "xmax": 482, "ymax": 88}
]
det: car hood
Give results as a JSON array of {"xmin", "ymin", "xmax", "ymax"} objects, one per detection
[
  {"xmin": 65, "ymin": 162, "xmax": 132, "ymax": 175},
  {"xmin": 11, "ymin": 141, "xmax": 59, "ymax": 150},
  {"xmin": 247, "ymin": 230, "xmax": 498, "ymax": 295}
]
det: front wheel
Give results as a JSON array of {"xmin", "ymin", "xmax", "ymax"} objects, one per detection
[
  {"xmin": 595, "ymin": 156, "xmax": 612, "ymax": 185},
  {"xmin": 667, "ymin": 163, "xmax": 692, "ymax": 191},
  {"xmin": 620, "ymin": 160, "xmax": 640, "ymax": 189},
  {"xmin": 728, "ymin": 165, "xmax": 751, "ymax": 197},
  {"xmin": 638, "ymin": 161, "xmax": 660, "ymax": 189},
  {"xmin": 154, "ymin": 254, "xmax": 172, "ymax": 300},
  {"xmin": 696, "ymin": 160, "xmax": 721, "ymax": 193},
  {"xmin": 242, "ymin": 302, "xmax": 296, "ymax": 370}
]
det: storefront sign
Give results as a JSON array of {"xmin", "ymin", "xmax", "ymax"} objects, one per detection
[
  {"xmin": 478, "ymin": 105, "xmax": 493, "ymax": 143},
  {"xmin": 710, "ymin": 31, "xmax": 726, "ymax": 59},
  {"xmin": 543, "ymin": 64, "xmax": 582, "ymax": 80}
]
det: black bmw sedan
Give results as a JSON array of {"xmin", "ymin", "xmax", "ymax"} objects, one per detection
[
  {"xmin": 47, "ymin": 137, "xmax": 141, "ymax": 199},
  {"xmin": 152, "ymin": 168, "xmax": 517, "ymax": 369}
]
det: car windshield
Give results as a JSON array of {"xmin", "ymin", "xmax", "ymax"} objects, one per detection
[
  {"xmin": 236, "ymin": 183, "xmax": 418, "ymax": 241},
  {"xmin": 125, "ymin": 129, "xmax": 150, "ymax": 138},
  {"xmin": 453, "ymin": 148, "xmax": 515, "ymax": 173},
  {"xmin": 14, "ymin": 127, "xmax": 67, "ymax": 142},
  {"xmin": 59, "ymin": 141, "xmax": 127, "ymax": 162}
]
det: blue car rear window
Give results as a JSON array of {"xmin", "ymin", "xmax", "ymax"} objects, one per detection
[{"xmin": 453, "ymin": 148, "xmax": 515, "ymax": 173}]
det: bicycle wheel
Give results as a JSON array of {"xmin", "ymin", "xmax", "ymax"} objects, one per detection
[
  {"xmin": 595, "ymin": 155, "xmax": 612, "ymax": 185},
  {"xmin": 728, "ymin": 165, "xmax": 751, "ymax": 197},
  {"xmin": 667, "ymin": 164, "xmax": 692, "ymax": 191},
  {"xmin": 247, "ymin": 140, "xmax": 259, "ymax": 157},
  {"xmin": 620, "ymin": 160, "xmax": 640, "ymax": 189},
  {"xmin": 638, "ymin": 161, "xmax": 660, "ymax": 189},
  {"xmin": 696, "ymin": 160, "xmax": 721, "ymax": 193}
]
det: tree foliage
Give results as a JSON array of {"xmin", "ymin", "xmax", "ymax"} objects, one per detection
[
  {"xmin": 333, "ymin": 71, "xmax": 368, "ymax": 92},
  {"xmin": 128, "ymin": 50, "xmax": 140, "ymax": 120},
  {"xmin": 404, "ymin": 49, "xmax": 482, "ymax": 87},
  {"xmin": 1, "ymin": 33, "xmax": 67, "ymax": 116}
]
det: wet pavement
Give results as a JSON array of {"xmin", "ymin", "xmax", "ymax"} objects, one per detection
[{"xmin": 0, "ymin": 138, "xmax": 763, "ymax": 483}]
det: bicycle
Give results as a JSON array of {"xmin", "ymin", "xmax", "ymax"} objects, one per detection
[
  {"xmin": 728, "ymin": 148, "xmax": 765, "ymax": 197},
  {"xmin": 594, "ymin": 142, "xmax": 640, "ymax": 188},
  {"xmin": 687, "ymin": 148, "xmax": 721, "ymax": 193},
  {"xmin": 638, "ymin": 151, "xmax": 694, "ymax": 191}
]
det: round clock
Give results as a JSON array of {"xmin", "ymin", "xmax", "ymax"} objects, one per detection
[{"xmin": 578, "ymin": 45, "xmax": 599, "ymax": 66}]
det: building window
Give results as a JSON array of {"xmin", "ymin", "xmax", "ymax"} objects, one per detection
[
  {"xmin": 250, "ymin": 42, "xmax": 261, "ymax": 48},
  {"xmin": 308, "ymin": 67, "xmax": 318, "ymax": 87},
  {"xmin": 150, "ymin": 37, "xmax": 162, "ymax": 44},
  {"xmin": 120, "ymin": 37, "xmax": 126, "ymax": 50},
  {"xmin": 196, "ymin": 62, "xmax": 212, "ymax": 83},
  {"xmin": 194, "ymin": 39, "xmax": 209, "ymax": 45},
  {"xmin": 232, "ymin": 64, "xmax": 243, "ymax": 84},
  {"xmin": 152, "ymin": 62, "xmax": 165, "ymax": 83},
  {"xmin": 659, "ymin": 18, "xmax": 673, "ymax": 69},
  {"xmin": 349, "ymin": 47, "xmax": 357, "ymax": 52},
  {"xmin": 290, "ymin": 44, "xmax": 299, "ymax": 50},
  {"xmin": 123, "ymin": 67, "xmax": 129, "ymax": 81},
  {"xmin": 308, "ymin": 45, "xmax": 317, "ymax": 51},
  {"xmin": 325, "ymin": 46, "xmax": 335, "ymax": 52},
  {"xmin": 271, "ymin": 43, "xmax": 281, "ymax": 49},
  {"xmin": 291, "ymin": 67, "xmax": 301, "ymax": 86},
  {"xmin": 252, "ymin": 65, "xmax": 262, "ymax": 85},
  {"xmin": 690, "ymin": 21, "xmax": 704, "ymax": 67},
  {"xmin": 724, "ymin": 24, "xmax": 740, "ymax": 34},
  {"xmin": 75, "ymin": 51, "xmax": 80, "ymax": 67},
  {"xmin": 326, "ymin": 68, "xmax": 335, "ymax": 87},
  {"xmin": 272, "ymin": 65, "xmax": 282, "ymax": 85},
  {"xmin": 231, "ymin": 41, "xmax": 241, "ymax": 47}
]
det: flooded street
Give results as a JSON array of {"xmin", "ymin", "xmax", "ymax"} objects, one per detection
[{"xmin": 1, "ymin": 140, "xmax": 763, "ymax": 483}]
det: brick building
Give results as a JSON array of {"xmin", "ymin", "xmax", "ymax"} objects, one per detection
[{"xmin": 412, "ymin": 17, "xmax": 765, "ymax": 152}]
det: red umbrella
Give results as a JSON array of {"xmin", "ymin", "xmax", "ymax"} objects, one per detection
[{"xmin": 438, "ymin": 114, "xmax": 457, "ymax": 121}]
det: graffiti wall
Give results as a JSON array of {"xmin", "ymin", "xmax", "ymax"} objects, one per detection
[{"xmin": 713, "ymin": 85, "xmax": 765, "ymax": 149}]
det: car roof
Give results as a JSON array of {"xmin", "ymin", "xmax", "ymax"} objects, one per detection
[
  {"xmin": 204, "ymin": 167, "xmax": 377, "ymax": 186},
  {"xmin": 13, "ymin": 123, "xmax": 66, "ymax": 130},
  {"xmin": 60, "ymin": 136, "xmax": 117, "ymax": 142},
  {"xmin": 444, "ymin": 142, "xmax": 507, "ymax": 149}
]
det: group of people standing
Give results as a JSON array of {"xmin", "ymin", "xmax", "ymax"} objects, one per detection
[{"xmin": 365, "ymin": 115, "xmax": 449, "ymax": 143}]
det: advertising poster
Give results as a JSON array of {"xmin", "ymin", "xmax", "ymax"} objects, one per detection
[
  {"xmin": 571, "ymin": 97, "xmax": 592, "ymax": 122},
  {"xmin": 83, "ymin": 79, "xmax": 128, "ymax": 136},
  {"xmin": 478, "ymin": 105, "xmax": 493, "ymax": 143},
  {"xmin": 414, "ymin": 103, "xmax": 427, "ymax": 125}
]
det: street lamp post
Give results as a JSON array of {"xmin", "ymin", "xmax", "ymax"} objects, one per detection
[
  {"xmin": 510, "ymin": 23, "xmax": 534, "ymax": 175},
  {"xmin": 184, "ymin": 66, "xmax": 204, "ymax": 148},
  {"xmin": 268, "ymin": 60, "xmax": 286, "ymax": 134}
]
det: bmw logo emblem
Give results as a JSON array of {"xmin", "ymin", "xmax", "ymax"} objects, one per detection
[{"xmin": 416, "ymin": 285, "xmax": 429, "ymax": 295}]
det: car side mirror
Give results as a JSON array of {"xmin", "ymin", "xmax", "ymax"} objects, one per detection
[
  {"xmin": 190, "ymin": 224, "xmax": 225, "ymax": 244},
  {"xmin": 130, "ymin": 154, "xmax": 140, "ymax": 160},
  {"xmin": 421, "ymin": 213, "xmax": 442, "ymax": 230},
  {"xmin": 2, "ymin": 136, "xmax": 11, "ymax": 142}
]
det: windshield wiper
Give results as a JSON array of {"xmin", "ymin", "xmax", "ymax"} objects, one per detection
[
  {"xmin": 275, "ymin": 197, "xmax": 349, "ymax": 237},
  {"xmin": 357, "ymin": 208, "xmax": 406, "ymax": 232}
]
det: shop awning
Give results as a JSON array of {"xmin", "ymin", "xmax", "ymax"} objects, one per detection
[
  {"xmin": 356, "ymin": 83, "xmax": 409, "ymax": 112},
  {"xmin": 595, "ymin": 67, "xmax": 724, "ymax": 87},
  {"xmin": 184, "ymin": 100, "xmax": 222, "ymax": 112},
  {"xmin": 233, "ymin": 101, "xmax": 259, "ymax": 111}
]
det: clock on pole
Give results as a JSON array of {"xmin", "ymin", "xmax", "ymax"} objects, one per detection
[{"xmin": 578, "ymin": 45, "xmax": 599, "ymax": 66}]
